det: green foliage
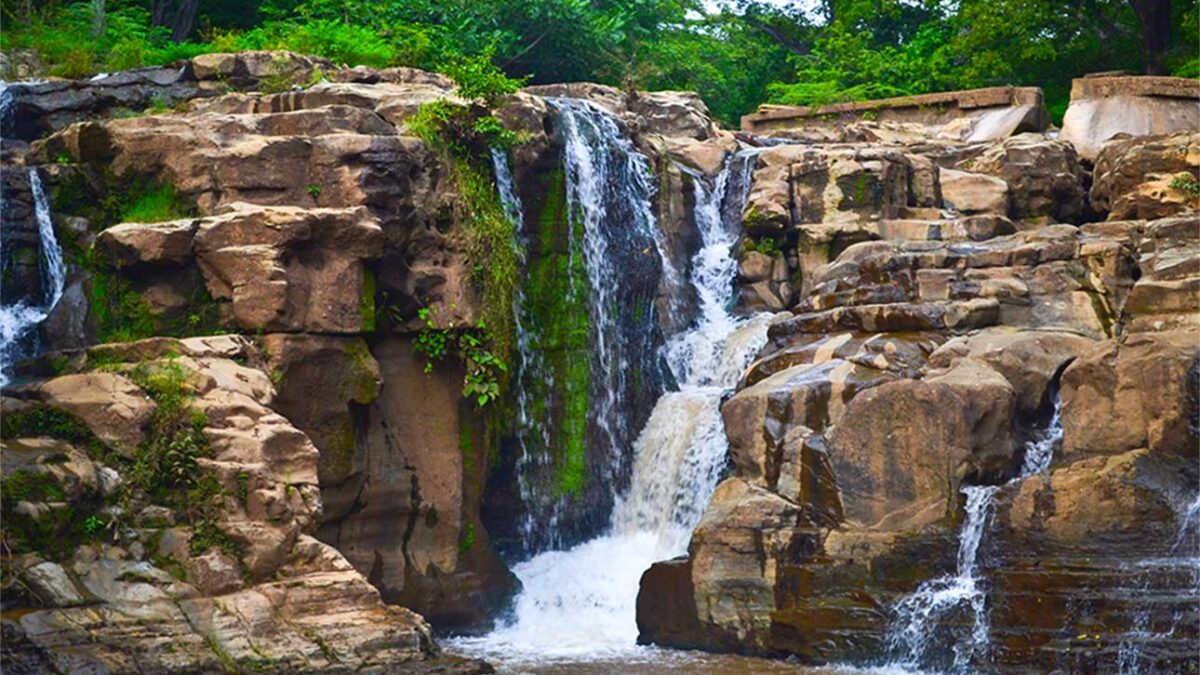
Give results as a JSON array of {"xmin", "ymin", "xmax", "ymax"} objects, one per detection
[
  {"xmin": 0, "ymin": 2, "xmax": 219, "ymax": 79},
  {"xmin": 1169, "ymin": 175, "xmax": 1200, "ymax": 199},
  {"xmin": 409, "ymin": 81, "xmax": 525, "ymax": 374},
  {"xmin": 413, "ymin": 307, "xmax": 509, "ymax": 408},
  {"xmin": 458, "ymin": 522, "xmax": 476, "ymax": 554},
  {"xmin": 1, "ymin": 406, "xmax": 103, "ymax": 450},
  {"xmin": 743, "ymin": 236, "xmax": 781, "ymax": 257},
  {"xmin": 126, "ymin": 360, "xmax": 217, "ymax": 514},
  {"xmin": 2, "ymin": 470, "xmax": 66, "ymax": 503},
  {"xmin": 240, "ymin": 17, "xmax": 397, "ymax": 68},
  {"xmin": 446, "ymin": 50, "xmax": 528, "ymax": 106}
]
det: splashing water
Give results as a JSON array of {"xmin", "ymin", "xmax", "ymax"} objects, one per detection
[
  {"xmin": 887, "ymin": 401, "xmax": 1064, "ymax": 672},
  {"xmin": 453, "ymin": 140, "xmax": 774, "ymax": 668},
  {"xmin": 1, "ymin": 168, "xmax": 66, "ymax": 387}
]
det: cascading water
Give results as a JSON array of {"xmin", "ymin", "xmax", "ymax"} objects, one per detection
[
  {"xmin": 501, "ymin": 98, "xmax": 678, "ymax": 554},
  {"xmin": 0, "ymin": 168, "xmax": 66, "ymax": 387},
  {"xmin": 455, "ymin": 139, "xmax": 774, "ymax": 668},
  {"xmin": 887, "ymin": 399, "xmax": 1064, "ymax": 672},
  {"xmin": 1116, "ymin": 491, "xmax": 1200, "ymax": 674}
]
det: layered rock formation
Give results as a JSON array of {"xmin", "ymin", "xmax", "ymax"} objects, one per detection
[
  {"xmin": 1, "ymin": 51, "xmax": 741, "ymax": 670},
  {"xmin": 1, "ymin": 336, "xmax": 487, "ymax": 673},
  {"xmin": 638, "ymin": 81, "xmax": 1199, "ymax": 672}
]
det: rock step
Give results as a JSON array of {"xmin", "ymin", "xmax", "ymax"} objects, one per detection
[{"xmin": 770, "ymin": 299, "xmax": 1000, "ymax": 336}]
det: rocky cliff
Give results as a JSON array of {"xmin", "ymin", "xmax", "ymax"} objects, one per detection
[
  {"xmin": 2, "ymin": 51, "xmax": 1197, "ymax": 674},
  {"xmin": 637, "ymin": 80, "xmax": 1199, "ymax": 672}
]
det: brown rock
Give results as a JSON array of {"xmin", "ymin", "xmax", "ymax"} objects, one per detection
[
  {"xmin": 966, "ymin": 133, "xmax": 1087, "ymax": 222},
  {"xmin": 1060, "ymin": 329, "xmax": 1199, "ymax": 459},
  {"xmin": 827, "ymin": 379, "xmax": 1013, "ymax": 529},
  {"xmin": 193, "ymin": 203, "xmax": 382, "ymax": 333},
  {"xmin": 928, "ymin": 327, "xmax": 1099, "ymax": 413},
  {"xmin": 1090, "ymin": 133, "xmax": 1200, "ymax": 220},
  {"xmin": 36, "ymin": 373, "xmax": 154, "ymax": 456},
  {"xmin": 939, "ymin": 168, "xmax": 1009, "ymax": 215}
]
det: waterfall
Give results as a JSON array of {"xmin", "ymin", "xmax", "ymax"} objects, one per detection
[
  {"xmin": 887, "ymin": 401, "xmax": 1064, "ymax": 672},
  {"xmin": 0, "ymin": 168, "xmax": 66, "ymax": 387},
  {"xmin": 455, "ymin": 140, "xmax": 772, "ymax": 666},
  {"xmin": 502, "ymin": 98, "xmax": 678, "ymax": 553}
]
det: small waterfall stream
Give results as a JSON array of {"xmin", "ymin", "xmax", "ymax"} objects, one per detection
[
  {"xmin": 456, "ymin": 127, "xmax": 773, "ymax": 668},
  {"xmin": 0, "ymin": 168, "xmax": 66, "ymax": 386},
  {"xmin": 887, "ymin": 400, "xmax": 1064, "ymax": 672}
]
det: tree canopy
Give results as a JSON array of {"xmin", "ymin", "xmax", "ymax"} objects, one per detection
[{"xmin": 2, "ymin": 0, "xmax": 1197, "ymax": 125}]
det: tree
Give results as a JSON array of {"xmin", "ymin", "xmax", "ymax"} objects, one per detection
[
  {"xmin": 150, "ymin": 0, "xmax": 200, "ymax": 42},
  {"xmin": 1129, "ymin": 0, "xmax": 1171, "ymax": 73}
]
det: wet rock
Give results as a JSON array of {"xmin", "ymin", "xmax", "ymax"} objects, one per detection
[{"xmin": 827, "ymin": 379, "xmax": 1012, "ymax": 530}]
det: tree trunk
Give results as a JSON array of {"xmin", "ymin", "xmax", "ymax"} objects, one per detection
[
  {"xmin": 170, "ymin": 0, "xmax": 200, "ymax": 43},
  {"xmin": 150, "ymin": 0, "xmax": 200, "ymax": 42},
  {"xmin": 1129, "ymin": 0, "xmax": 1170, "ymax": 74}
]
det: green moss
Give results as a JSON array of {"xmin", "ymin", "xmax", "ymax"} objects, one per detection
[
  {"xmin": 409, "ymin": 101, "xmax": 522, "ymax": 365},
  {"xmin": 524, "ymin": 167, "xmax": 591, "ymax": 497},
  {"xmin": 359, "ymin": 267, "xmax": 377, "ymax": 333},
  {"xmin": 458, "ymin": 522, "xmax": 476, "ymax": 554},
  {"xmin": 87, "ymin": 258, "xmax": 221, "ymax": 344},
  {"xmin": 2, "ymin": 470, "xmax": 66, "ymax": 503},
  {"xmin": 122, "ymin": 183, "xmax": 190, "ymax": 223},
  {"xmin": 342, "ymin": 339, "xmax": 379, "ymax": 404},
  {"xmin": 1, "ymin": 406, "xmax": 101, "ymax": 449}
]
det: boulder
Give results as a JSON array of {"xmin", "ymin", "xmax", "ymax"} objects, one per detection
[
  {"xmin": 35, "ymin": 373, "xmax": 154, "ymax": 456},
  {"xmin": 928, "ymin": 327, "xmax": 1098, "ymax": 413},
  {"xmin": 1059, "ymin": 329, "xmax": 1199, "ymax": 459},
  {"xmin": 939, "ymin": 168, "xmax": 1009, "ymax": 215},
  {"xmin": 826, "ymin": 379, "xmax": 1014, "ymax": 530},
  {"xmin": 966, "ymin": 133, "xmax": 1087, "ymax": 222},
  {"xmin": 1090, "ymin": 133, "xmax": 1200, "ymax": 221},
  {"xmin": 722, "ymin": 360, "xmax": 895, "ymax": 490},
  {"xmin": 192, "ymin": 203, "xmax": 383, "ymax": 333}
]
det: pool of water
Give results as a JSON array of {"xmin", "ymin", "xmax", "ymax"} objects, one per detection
[{"xmin": 445, "ymin": 643, "xmax": 910, "ymax": 675}]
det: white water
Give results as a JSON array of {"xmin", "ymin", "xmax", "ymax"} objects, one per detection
[
  {"xmin": 887, "ymin": 402, "xmax": 1064, "ymax": 672},
  {"xmin": 454, "ymin": 145, "xmax": 773, "ymax": 668},
  {"xmin": 1117, "ymin": 491, "xmax": 1200, "ymax": 674},
  {"xmin": 0, "ymin": 168, "xmax": 66, "ymax": 387}
]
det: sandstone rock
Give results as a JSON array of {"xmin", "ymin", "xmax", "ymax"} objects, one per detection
[
  {"xmin": 21, "ymin": 562, "xmax": 86, "ymax": 608},
  {"xmin": 687, "ymin": 478, "xmax": 801, "ymax": 651},
  {"xmin": 192, "ymin": 203, "xmax": 383, "ymax": 333},
  {"xmin": 261, "ymin": 333, "xmax": 381, "ymax": 487},
  {"xmin": 184, "ymin": 549, "xmax": 244, "ymax": 596},
  {"xmin": 96, "ymin": 219, "xmax": 198, "ymax": 268},
  {"xmin": 1060, "ymin": 329, "xmax": 1199, "ymax": 459},
  {"xmin": 928, "ymin": 327, "xmax": 1098, "ymax": 413},
  {"xmin": 1090, "ymin": 133, "xmax": 1200, "ymax": 221},
  {"xmin": 35, "ymin": 373, "xmax": 154, "ymax": 456},
  {"xmin": 722, "ymin": 360, "xmax": 895, "ymax": 490},
  {"xmin": 940, "ymin": 168, "xmax": 1009, "ymax": 214},
  {"xmin": 1123, "ymin": 213, "xmax": 1200, "ymax": 332},
  {"xmin": 985, "ymin": 447, "xmax": 1199, "ymax": 670},
  {"xmin": 966, "ymin": 133, "xmax": 1087, "ymax": 222},
  {"xmin": 628, "ymin": 90, "xmax": 717, "ymax": 140},
  {"xmin": 827, "ymin": 379, "xmax": 1013, "ymax": 530}
]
